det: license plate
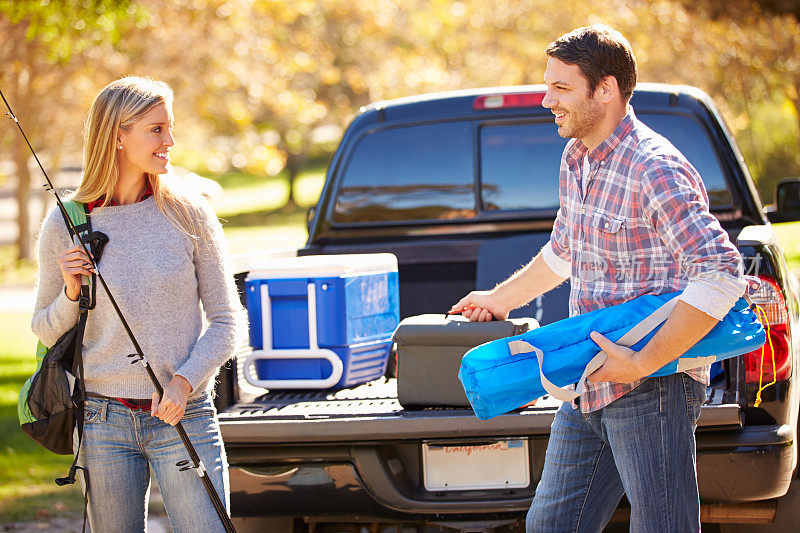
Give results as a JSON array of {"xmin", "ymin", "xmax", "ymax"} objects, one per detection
[{"xmin": 422, "ymin": 439, "xmax": 530, "ymax": 491}]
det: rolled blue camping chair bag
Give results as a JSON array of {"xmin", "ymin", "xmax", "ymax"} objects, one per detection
[{"xmin": 458, "ymin": 292, "xmax": 766, "ymax": 420}]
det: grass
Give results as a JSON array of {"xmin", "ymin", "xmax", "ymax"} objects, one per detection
[
  {"xmin": 209, "ymin": 169, "xmax": 325, "ymax": 217},
  {"xmin": 772, "ymin": 221, "xmax": 800, "ymax": 271},
  {"xmin": 213, "ymin": 170, "xmax": 322, "ymax": 256},
  {"xmin": 223, "ymin": 210, "xmax": 309, "ymax": 255},
  {"xmin": 0, "ymin": 245, "xmax": 36, "ymax": 287},
  {"xmin": 211, "ymin": 170, "xmax": 321, "ymax": 254},
  {"xmin": 0, "ymin": 313, "xmax": 83, "ymax": 523}
]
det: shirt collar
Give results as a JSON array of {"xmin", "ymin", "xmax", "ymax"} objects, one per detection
[
  {"xmin": 85, "ymin": 183, "xmax": 153, "ymax": 213},
  {"xmin": 565, "ymin": 106, "xmax": 636, "ymax": 168}
]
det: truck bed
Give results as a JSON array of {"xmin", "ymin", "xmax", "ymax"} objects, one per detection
[{"xmin": 219, "ymin": 362, "xmax": 743, "ymax": 446}]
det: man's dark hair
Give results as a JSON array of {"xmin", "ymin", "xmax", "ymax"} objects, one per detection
[{"xmin": 545, "ymin": 25, "xmax": 637, "ymax": 102}]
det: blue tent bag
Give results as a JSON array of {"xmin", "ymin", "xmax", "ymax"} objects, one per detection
[{"xmin": 458, "ymin": 292, "xmax": 766, "ymax": 420}]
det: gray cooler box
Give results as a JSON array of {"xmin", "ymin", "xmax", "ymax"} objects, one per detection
[{"xmin": 394, "ymin": 314, "xmax": 538, "ymax": 408}]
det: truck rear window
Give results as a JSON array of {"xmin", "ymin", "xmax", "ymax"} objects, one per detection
[
  {"xmin": 333, "ymin": 122, "xmax": 476, "ymax": 223},
  {"xmin": 333, "ymin": 111, "xmax": 732, "ymax": 224},
  {"xmin": 480, "ymin": 122, "xmax": 567, "ymax": 212}
]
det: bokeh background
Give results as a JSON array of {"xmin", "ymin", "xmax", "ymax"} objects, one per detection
[
  {"xmin": 2, "ymin": 0, "xmax": 800, "ymax": 263},
  {"xmin": 2, "ymin": 0, "xmax": 800, "ymax": 526}
]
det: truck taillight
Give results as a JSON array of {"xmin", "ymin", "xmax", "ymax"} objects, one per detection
[
  {"xmin": 744, "ymin": 276, "xmax": 792, "ymax": 383},
  {"xmin": 473, "ymin": 92, "xmax": 545, "ymax": 110}
]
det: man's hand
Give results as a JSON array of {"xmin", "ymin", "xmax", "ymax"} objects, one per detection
[
  {"xmin": 586, "ymin": 332, "xmax": 648, "ymax": 384},
  {"xmin": 586, "ymin": 300, "xmax": 720, "ymax": 385},
  {"xmin": 447, "ymin": 251, "xmax": 567, "ymax": 322},
  {"xmin": 151, "ymin": 375, "xmax": 193, "ymax": 425},
  {"xmin": 449, "ymin": 290, "xmax": 511, "ymax": 322}
]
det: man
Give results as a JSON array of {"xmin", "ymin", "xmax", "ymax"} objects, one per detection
[{"xmin": 451, "ymin": 25, "xmax": 747, "ymax": 532}]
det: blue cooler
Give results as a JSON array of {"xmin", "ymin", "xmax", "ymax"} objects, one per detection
[{"xmin": 243, "ymin": 254, "xmax": 399, "ymax": 389}]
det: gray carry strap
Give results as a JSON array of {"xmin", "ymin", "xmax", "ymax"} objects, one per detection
[{"xmin": 508, "ymin": 296, "xmax": 681, "ymax": 402}]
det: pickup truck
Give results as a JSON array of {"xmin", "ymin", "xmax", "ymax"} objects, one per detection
[{"xmin": 214, "ymin": 84, "xmax": 800, "ymax": 532}]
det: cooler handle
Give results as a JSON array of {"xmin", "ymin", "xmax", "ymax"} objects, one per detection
[{"xmin": 242, "ymin": 348, "xmax": 344, "ymax": 389}]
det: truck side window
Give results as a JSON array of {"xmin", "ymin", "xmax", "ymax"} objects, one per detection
[
  {"xmin": 639, "ymin": 113, "xmax": 732, "ymax": 209},
  {"xmin": 334, "ymin": 122, "xmax": 475, "ymax": 223},
  {"xmin": 480, "ymin": 122, "xmax": 567, "ymax": 212}
]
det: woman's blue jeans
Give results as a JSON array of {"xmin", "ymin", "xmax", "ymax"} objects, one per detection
[
  {"xmin": 75, "ymin": 392, "xmax": 229, "ymax": 533},
  {"xmin": 526, "ymin": 373, "xmax": 706, "ymax": 533}
]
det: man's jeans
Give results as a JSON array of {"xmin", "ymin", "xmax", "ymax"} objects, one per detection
[
  {"xmin": 76, "ymin": 392, "xmax": 229, "ymax": 533},
  {"xmin": 526, "ymin": 373, "xmax": 706, "ymax": 533}
]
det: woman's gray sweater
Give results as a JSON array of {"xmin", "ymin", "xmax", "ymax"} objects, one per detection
[{"xmin": 32, "ymin": 195, "xmax": 244, "ymax": 399}]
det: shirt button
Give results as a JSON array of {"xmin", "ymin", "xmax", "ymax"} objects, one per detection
[{"xmin": 581, "ymin": 208, "xmax": 586, "ymax": 214}]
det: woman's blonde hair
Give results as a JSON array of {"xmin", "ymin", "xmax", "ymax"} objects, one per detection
[{"xmin": 73, "ymin": 76, "xmax": 205, "ymax": 243}]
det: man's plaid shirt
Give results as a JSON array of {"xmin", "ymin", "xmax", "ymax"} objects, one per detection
[{"xmin": 541, "ymin": 108, "xmax": 747, "ymax": 413}]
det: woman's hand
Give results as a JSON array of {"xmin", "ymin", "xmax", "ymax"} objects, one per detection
[
  {"xmin": 151, "ymin": 375, "xmax": 193, "ymax": 425},
  {"xmin": 57, "ymin": 244, "xmax": 95, "ymax": 301}
]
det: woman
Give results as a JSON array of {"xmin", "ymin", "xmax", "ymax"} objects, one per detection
[{"xmin": 32, "ymin": 77, "xmax": 242, "ymax": 532}]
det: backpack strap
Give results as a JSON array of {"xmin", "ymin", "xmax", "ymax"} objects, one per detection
[
  {"xmin": 59, "ymin": 201, "xmax": 108, "ymax": 310},
  {"xmin": 59, "ymin": 201, "xmax": 92, "ymax": 310},
  {"xmin": 54, "ymin": 200, "xmax": 103, "ymax": 533},
  {"xmin": 59, "ymin": 200, "xmax": 91, "ymax": 241},
  {"xmin": 55, "ymin": 308, "xmax": 90, "ymax": 533}
]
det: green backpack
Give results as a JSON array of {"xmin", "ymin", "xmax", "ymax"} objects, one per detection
[{"xmin": 17, "ymin": 200, "xmax": 107, "ymax": 475}]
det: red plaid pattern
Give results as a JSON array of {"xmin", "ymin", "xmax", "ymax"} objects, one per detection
[
  {"xmin": 549, "ymin": 108, "xmax": 745, "ymax": 412},
  {"xmin": 85, "ymin": 183, "xmax": 153, "ymax": 213}
]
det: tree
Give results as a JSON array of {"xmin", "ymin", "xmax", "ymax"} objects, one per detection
[
  {"xmin": 0, "ymin": 0, "xmax": 142, "ymax": 259},
  {"xmin": 676, "ymin": 0, "xmax": 800, "ymax": 200},
  {"xmin": 7, "ymin": 0, "xmax": 794, "ymax": 230}
]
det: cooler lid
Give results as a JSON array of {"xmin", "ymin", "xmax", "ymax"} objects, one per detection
[{"xmin": 247, "ymin": 253, "xmax": 398, "ymax": 279}]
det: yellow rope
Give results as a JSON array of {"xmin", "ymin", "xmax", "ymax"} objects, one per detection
[{"xmin": 753, "ymin": 304, "xmax": 775, "ymax": 408}]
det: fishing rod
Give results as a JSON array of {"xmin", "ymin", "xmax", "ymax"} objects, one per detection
[{"xmin": 1, "ymin": 88, "xmax": 236, "ymax": 533}]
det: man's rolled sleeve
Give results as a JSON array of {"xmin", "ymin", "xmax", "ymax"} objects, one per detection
[
  {"xmin": 680, "ymin": 277, "xmax": 746, "ymax": 320},
  {"xmin": 641, "ymin": 156, "xmax": 747, "ymax": 320},
  {"xmin": 543, "ymin": 239, "xmax": 572, "ymax": 278}
]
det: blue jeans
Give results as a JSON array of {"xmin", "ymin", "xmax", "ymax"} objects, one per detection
[
  {"xmin": 75, "ymin": 392, "xmax": 229, "ymax": 533},
  {"xmin": 526, "ymin": 373, "xmax": 706, "ymax": 533}
]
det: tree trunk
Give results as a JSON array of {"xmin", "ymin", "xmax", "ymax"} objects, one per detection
[
  {"xmin": 14, "ymin": 134, "xmax": 32, "ymax": 260},
  {"xmin": 284, "ymin": 151, "xmax": 307, "ymax": 209}
]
